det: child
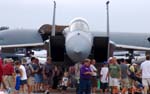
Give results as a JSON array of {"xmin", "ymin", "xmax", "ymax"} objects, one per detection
[
  {"xmin": 14, "ymin": 69, "xmax": 21, "ymax": 94},
  {"xmin": 61, "ymin": 72, "xmax": 69, "ymax": 94},
  {"xmin": 100, "ymin": 62, "xmax": 109, "ymax": 94}
]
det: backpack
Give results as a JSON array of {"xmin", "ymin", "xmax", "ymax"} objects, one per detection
[
  {"xmin": 24, "ymin": 63, "xmax": 34, "ymax": 77},
  {"xmin": 128, "ymin": 65, "xmax": 136, "ymax": 80}
]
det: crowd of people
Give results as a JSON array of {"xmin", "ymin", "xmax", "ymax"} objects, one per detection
[
  {"xmin": 77, "ymin": 55, "xmax": 150, "ymax": 94},
  {"xmin": 0, "ymin": 55, "xmax": 150, "ymax": 94},
  {"xmin": 0, "ymin": 56, "xmax": 64, "ymax": 94}
]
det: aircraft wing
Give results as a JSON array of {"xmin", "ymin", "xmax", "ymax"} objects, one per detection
[
  {"xmin": 0, "ymin": 29, "xmax": 44, "ymax": 48},
  {"xmin": 91, "ymin": 31, "xmax": 150, "ymax": 51},
  {"xmin": 115, "ymin": 44, "xmax": 150, "ymax": 51}
]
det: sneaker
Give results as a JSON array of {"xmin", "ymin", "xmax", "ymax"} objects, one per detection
[
  {"xmin": 7, "ymin": 88, "xmax": 11, "ymax": 94},
  {"xmin": 44, "ymin": 90, "xmax": 49, "ymax": 94}
]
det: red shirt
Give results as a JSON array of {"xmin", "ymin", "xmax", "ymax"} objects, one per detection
[
  {"xmin": 3, "ymin": 62, "xmax": 14, "ymax": 75},
  {"xmin": 0, "ymin": 58, "xmax": 3, "ymax": 81}
]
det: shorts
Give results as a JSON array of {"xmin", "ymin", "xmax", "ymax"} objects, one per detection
[
  {"xmin": 44, "ymin": 76, "xmax": 53, "ymax": 87},
  {"xmin": 20, "ymin": 80, "xmax": 27, "ymax": 85},
  {"xmin": 34, "ymin": 74, "xmax": 43, "ymax": 83},
  {"xmin": 28, "ymin": 77, "xmax": 35, "ymax": 86},
  {"xmin": 142, "ymin": 78, "xmax": 150, "ymax": 86},
  {"xmin": 100, "ymin": 82, "xmax": 108, "ymax": 90},
  {"xmin": 121, "ymin": 78, "xmax": 129, "ymax": 88},
  {"xmin": 91, "ymin": 76, "xmax": 97, "ymax": 87},
  {"xmin": 39, "ymin": 74, "xmax": 43, "ymax": 83},
  {"xmin": 3, "ymin": 75, "xmax": 14, "ymax": 88},
  {"xmin": 109, "ymin": 77, "xmax": 120, "ymax": 87},
  {"xmin": 62, "ymin": 86, "xmax": 67, "ymax": 90}
]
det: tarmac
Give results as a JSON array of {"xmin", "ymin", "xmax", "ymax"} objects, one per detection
[{"xmin": 0, "ymin": 88, "xmax": 109, "ymax": 94}]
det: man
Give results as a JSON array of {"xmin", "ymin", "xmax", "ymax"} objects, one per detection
[
  {"xmin": 109, "ymin": 57, "xmax": 121, "ymax": 94},
  {"xmin": 140, "ymin": 55, "xmax": 150, "ymax": 94},
  {"xmin": 79, "ymin": 58, "xmax": 93, "ymax": 94},
  {"xmin": 27, "ymin": 57, "xmax": 36, "ymax": 94},
  {"xmin": 120, "ymin": 59, "xmax": 129, "ymax": 94},
  {"xmin": 3, "ymin": 58, "xmax": 15, "ymax": 93},
  {"xmin": 43, "ymin": 57, "xmax": 54, "ymax": 94},
  {"xmin": 0, "ymin": 57, "xmax": 3, "ymax": 90}
]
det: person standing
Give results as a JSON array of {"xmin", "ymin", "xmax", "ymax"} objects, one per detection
[
  {"xmin": 14, "ymin": 69, "xmax": 21, "ymax": 94},
  {"xmin": 109, "ymin": 57, "xmax": 121, "ymax": 94},
  {"xmin": 140, "ymin": 55, "xmax": 150, "ymax": 94},
  {"xmin": 52, "ymin": 65, "xmax": 61, "ymax": 89},
  {"xmin": 27, "ymin": 57, "xmax": 36, "ymax": 94},
  {"xmin": 2, "ymin": 58, "xmax": 15, "ymax": 93},
  {"xmin": 0, "ymin": 57, "xmax": 4, "ymax": 90},
  {"xmin": 79, "ymin": 58, "xmax": 93, "ymax": 94},
  {"xmin": 43, "ymin": 57, "xmax": 54, "ymax": 94},
  {"xmin": 120, "ymin": 59, "xmax": 129, "ymax": 94},
  {"xmin": 0, "ymin": 48, "xmax": 6, "ymax": 92},
  {"xmin": 100, "ymin": 62, "xmax": 109, "ymax": 94},
  {"xmin": 15, "ymin": 60, "xmax": 28, "ymax": 94},
  {"xmin": 74, "ymin": 62, "xmax": 82, "ymax": 94},
  {"xmin": 90, "ymin": 59, "xmax": 97, "ymax": 94}
]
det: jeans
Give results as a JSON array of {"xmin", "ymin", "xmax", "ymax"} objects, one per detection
[{"xmin": 79, "ymin": 78, "xmax": 91, "ymax": 94}]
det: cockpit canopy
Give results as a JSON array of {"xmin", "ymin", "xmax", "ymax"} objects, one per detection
[{"xmin": 69, "ymin": 17, "xmax": 89, "ymax": 32}]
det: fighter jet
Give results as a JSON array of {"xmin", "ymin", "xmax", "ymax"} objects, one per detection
[
  {"xmin": 41, "ymin": 17, "xmax": 150, "ymax": 63},
  {"xmin": 0, "ymin": 17, "xmax": 150, "ymax": 63}
]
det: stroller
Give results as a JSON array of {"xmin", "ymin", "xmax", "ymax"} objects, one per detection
[{"xmin": 129, "ymin": 81, "xmax": 144, "ymax": 94}]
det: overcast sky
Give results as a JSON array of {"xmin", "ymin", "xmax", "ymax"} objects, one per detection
[{"xmin": 0, "ymin": 0, "xmax": 150, "ymax": 33}]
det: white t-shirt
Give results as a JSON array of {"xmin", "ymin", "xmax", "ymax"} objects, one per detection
[
  {"xmin": 19, "ymin": 65, "xmax": 27, "ymax": 80},
  {"xmin": 140, "ymin": 60, "xmax": 150, "ymax": 78},
  {"xmin": 62, "ymin": 77, "xmax": 69, "ymax": 86},
  {"xmin": 100, "ymin": 67, "xmax": 108, "ymax": 83},
  {"xmin": 90, "ymin": 64, "xmax": 97, "ymax": 76}
]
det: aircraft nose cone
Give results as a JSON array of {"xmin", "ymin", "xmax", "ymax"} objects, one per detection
[
  {"xmin": 73, "ymin": 48, "xmax": 81, "ymax": 54},
  {"xmin": 65, "ymin": 32, "xmax": 92, "ymax": 62}
]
